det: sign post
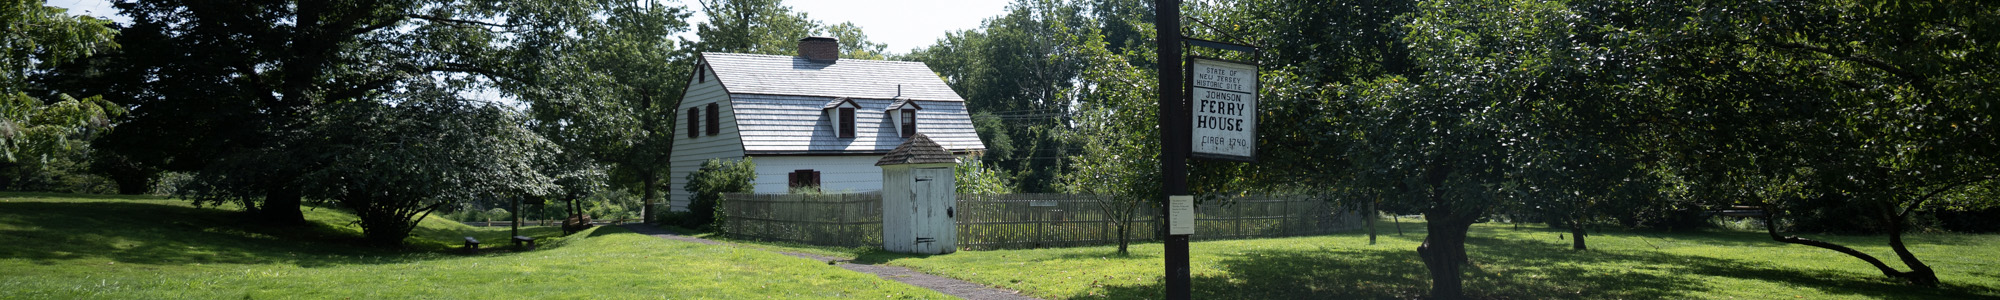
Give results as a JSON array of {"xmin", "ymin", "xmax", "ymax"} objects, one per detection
[{"xmin": 1153, "ymin": 0, "xmax": 1191, "ymax": 299}]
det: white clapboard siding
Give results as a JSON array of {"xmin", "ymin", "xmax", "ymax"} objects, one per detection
[
  {"xmin": 748, "ymin": 155, "xmax": 885, "ymax": 194},
  {"xmin": 668, "ymin": 61, "xmax": 742, "ymax": 211}
]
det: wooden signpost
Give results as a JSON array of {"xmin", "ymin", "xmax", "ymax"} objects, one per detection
[{"xmin": 1158, "ymin": 1, "xmax": 1258, "ymax": 298}]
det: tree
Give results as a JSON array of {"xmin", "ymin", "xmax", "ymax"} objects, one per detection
[
  {"xmin": 1347, "ymin": 0, "xmax": 1666, "ymax": 296},
  {"xmin": 1056, "ymin": 23, "xmax": 1157, "ymax": 255},
  {"xmin": 904, "ymin": 0, "xmax": 1094, "ymax": 193},
  {"xmin": 297, "ymin": 93, "xmax": 556, "ymax": 247},
  {"xmin": 1638, "ymin": 0, "xmax": 2000, "ymax": 286},
  {"xmin": 102, "ymin": 0, "xmax": 653, "ymax": 224},
  {"xmin": 500, "ymin": 1, "xmax": 692, "ymax": 226},
  {"xmin": 2, "ymin": 1, "xmax": 122, "ymax": 193}
]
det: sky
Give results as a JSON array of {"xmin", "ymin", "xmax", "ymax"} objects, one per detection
[{"xmin": 45, "ymin": 0, "xmax": 1015, "ymax": 54}]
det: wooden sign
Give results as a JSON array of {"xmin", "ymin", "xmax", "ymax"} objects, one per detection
[{"xmin": 1189, "ymin": 57, "xmax": 1258, "ymax": 162}]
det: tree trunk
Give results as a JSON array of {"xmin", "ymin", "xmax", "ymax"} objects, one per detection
[
  {"xmin": 1418, "ymin": 212, "xmax": 1476, "ymax": 300},
  {"xmin": 1116, "ymin": 223, "xmax": 1130, "ymax": 255},
  {"xmin": 1570, "ymin": 217, "xmax": 1588, "ymax": 250},
  {"xmin": 1393, "ymin": 214, "xmax": 1404, "ymax": 236},
  {"xmin": 510, "ymin": 194, "xmax": 521, "ymax": 238},
  {"xmin": 261, "ymin": 183, "xmax": 306, "ymax": 225},
  {"xmin": 1367, "ymin": 200, "xmax": 1379, "ymax": 245},
  {"xmin": 1762, "ymin": 205, "xmax": 1937, "ymax": 286},
  {"xmin": 642, "ymin": 172, "xmax": 658, "ymax": 224}
]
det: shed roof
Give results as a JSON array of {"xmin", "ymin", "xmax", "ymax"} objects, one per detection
[
  {"xmin": 876, "ymin": 134, "xmax": 959, "ymax": 166},
  {"xmin": 702, "ymin": 52, "xmax": 964, "ymax": 101}
]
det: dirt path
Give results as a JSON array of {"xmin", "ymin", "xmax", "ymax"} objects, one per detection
[{"xmin": 619, "ymin": 224, "xmax": 1041, "ymax": 300}]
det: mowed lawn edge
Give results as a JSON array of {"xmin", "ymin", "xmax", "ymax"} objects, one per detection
[
  {"xmin": 0, "ymin": 193, "xmax": 952, "ymax": 299},
  {"xmin": 841, "ymin": 220, "xmax": 2000, "ymax": 299}
]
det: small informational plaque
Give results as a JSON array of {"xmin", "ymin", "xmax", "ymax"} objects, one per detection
[{"xmin": 1169, "ymin": 195, "xmax": 1195, "ymax": 235}]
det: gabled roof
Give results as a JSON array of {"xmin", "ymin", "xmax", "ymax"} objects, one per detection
[
  {"xmin": 885, "ymin": 98, "xmax": 922, "ymax": 111},
  {"xmin": 822, "ymin": 97, "xmax": 860, "ymax": 109},
  {"xmin": 702, "ymin": 53, "xmax": 965, "ymax": 101},
  {"xmin": 877, "ymin": 134, "xmax": 959, "ymax": 166}
]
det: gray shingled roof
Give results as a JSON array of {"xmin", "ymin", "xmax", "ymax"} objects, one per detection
[
  {"xmin": 703, "ymin": 53, "xmax": 965, "ymax": 101},
  {"xmin": 733, "ymin": 95, "xmax": 984, "ymax": 154},
  {"xmin": 877, "ymin": 134, "xmax": 959, "ymax": 166}
]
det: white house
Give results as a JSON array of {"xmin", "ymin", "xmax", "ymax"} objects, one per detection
[{"xmin": 667, "ymin": 37, "xmax": 986, "ymax": 211}]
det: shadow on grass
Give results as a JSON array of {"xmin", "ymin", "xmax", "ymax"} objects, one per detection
[
  {"xmin": 851, "ymin": 248, "xmax": 929, "ymax": 264},
  {"xmin": 1046, "ymin": 251, "xmax": 1159, "ymax": 262},
  {"xmin": 1081, "ymin": 229, "xmax": 1997, "ymax": 299},
  {"xmin": 0, "ymin": 201, "xmax": 575, "ymax": 268}
]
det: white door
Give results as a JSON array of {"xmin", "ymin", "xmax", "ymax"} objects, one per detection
[{"xmin": 912, "ymin": 167, "xmax": 954, "ymax": 253}]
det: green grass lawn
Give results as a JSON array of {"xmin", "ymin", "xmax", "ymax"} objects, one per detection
[
  {"xmin": 0, "ymin": 193, "xmax": 950, "ymax": 299},
  {"xmin": 770, "ymin": 218, "xmax": 2000, "ymax": 299}
]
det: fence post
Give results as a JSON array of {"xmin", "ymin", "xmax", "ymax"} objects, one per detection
[
  {"xmin": 1235, "ymin": 199, "xmax": 1244, "ymax": 239},
  {"xmin": 1280, "ymin": 197, "xmax": 1291, "ymax": 237}
]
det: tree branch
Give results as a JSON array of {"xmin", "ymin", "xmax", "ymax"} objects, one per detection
[
  {"xmin": 1900, "ymin": 175, "xmax": 1998, "ymax": 218},
  {"xmin": 1757, "ymin": 40, "xmax": 1933, "ymax": 92},
  {"xmin": 1759, "ymin": 205, "xmax": 1908, "ymax": 278},
  {"xmin": 406, "ymin": 14, "xmax": 521, "ymax": 28}
]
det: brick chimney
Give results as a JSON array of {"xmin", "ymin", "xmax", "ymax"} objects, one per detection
[{"xmin": 798, "ymin": 37, "xmax": 839, "ymax": 62}]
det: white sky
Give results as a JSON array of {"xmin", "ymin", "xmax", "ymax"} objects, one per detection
[{"xmin": 46, "ymin": 0, "xmax": 1015, "ymax": 54}]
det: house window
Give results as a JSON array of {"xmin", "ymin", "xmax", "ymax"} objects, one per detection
[
  {"xmin": 696, "ymin": 64, "xmax": 706, "ymax": 83},
  {"xmin": 838, "ymin": 107, "xmax": 856, "ymax": 138},
  {"xmin": 706, "ymin": 103, "xmax": 720, "ymax": 136},
  {"xmin": 686, "ymin": 107, "xmax": 699, "ymax": 139},
  {"xmin": 900, "ymin": 109, "xmax": 917, "ymax": 137},
  {"xmin": 788, "ymin": 169, "xmax": 822, "ymax": 193}
]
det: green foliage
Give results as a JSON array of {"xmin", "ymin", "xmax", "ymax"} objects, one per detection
[
  {"xmin": 683, "ymin": 157, "xmax": 755, "ymax": 230},
  {"xmin": 954, "ymin": 155, "xmax": 1013, "ymax": 195},
  {"xmin": 1, "ymin": 0, "xmax": 117, "ymax": 94},
  {"xmin": 0, "ymin": 93, "xmax": 121, "ymax": 192},
  {"xmin": 687, "ymin": 0, "xmax": 889, "ymax": 58},
  {"xmin": 294, "ymin": 96, "xmax": 558, "ymax": 247},
  {"xmin": 0, "ymin": 1, "xmax": 121, "ymax": 193},
  {"xmin": 1054, "ymin": 22, "xmax": 1158, "ymax": 255},
  {"xmin": 903, "ymin": 0, "xmax": 1099, "ymax": 193}
]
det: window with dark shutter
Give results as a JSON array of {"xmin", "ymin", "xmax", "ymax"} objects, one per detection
[
  {"xmin": 900, "ymin": 109, "xmax": 917, "ymax": 137},
  {"xmin": 788, "ymin": 169, "xmax": 821, "ymax": 193},
  {"xmin": 838, "ymin": 108, "xmax": 856, "ymax": 138},
  {"xmin": 706, "ymin": 103, "xmax": 720, "ymax": 136},
  {"xmin": 686, "ymin": 108, "xmax": 699, "ymax": 138}
]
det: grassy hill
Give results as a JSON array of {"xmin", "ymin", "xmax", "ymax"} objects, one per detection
[{"xmin": 0, "ymin": 193, "xmax": 948, "ymax": 299}]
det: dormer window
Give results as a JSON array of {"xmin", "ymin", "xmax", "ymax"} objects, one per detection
[
  {"xmin": 886, "ymin": 99, "xmax": 922, "ymax": 138},
  {"xmin": 899, "ymin": 109, "xmax": 916, "ymax": 137},
  {"xmin": 823, "ymin": 98, "xmax": 861, "ymax": 138}
]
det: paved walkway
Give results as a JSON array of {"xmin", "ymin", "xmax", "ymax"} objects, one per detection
[{"xmin": 619, "ymin": 225, "xmax": 1040, "ymax": 300}]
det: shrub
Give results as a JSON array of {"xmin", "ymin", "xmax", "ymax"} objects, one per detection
[{"xmin": 683, "ymin": 158, "xmax": 754, "ymax": 230}]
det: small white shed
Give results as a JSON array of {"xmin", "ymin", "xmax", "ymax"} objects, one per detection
[{"xmin": 876, "ymin": 134, "xmax": 958, "ymax": 254}]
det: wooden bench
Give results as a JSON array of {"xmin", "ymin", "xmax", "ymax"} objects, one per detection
[
  {"xmin": 463, "ymin": 236, "xmax": 481, "ymax": 254},
  {"xmin": 513, "ymin": 235, "xmax": 536, "ymax": 249}
]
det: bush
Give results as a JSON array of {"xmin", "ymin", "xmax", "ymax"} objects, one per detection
[{"xmin": 683, "ymin": 158, "xmax": 755, "ymax": 230}]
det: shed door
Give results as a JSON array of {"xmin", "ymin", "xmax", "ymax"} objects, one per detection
[{"xmin": 911, "ymin": 167, "xmax": 953, "ymax": 252}]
